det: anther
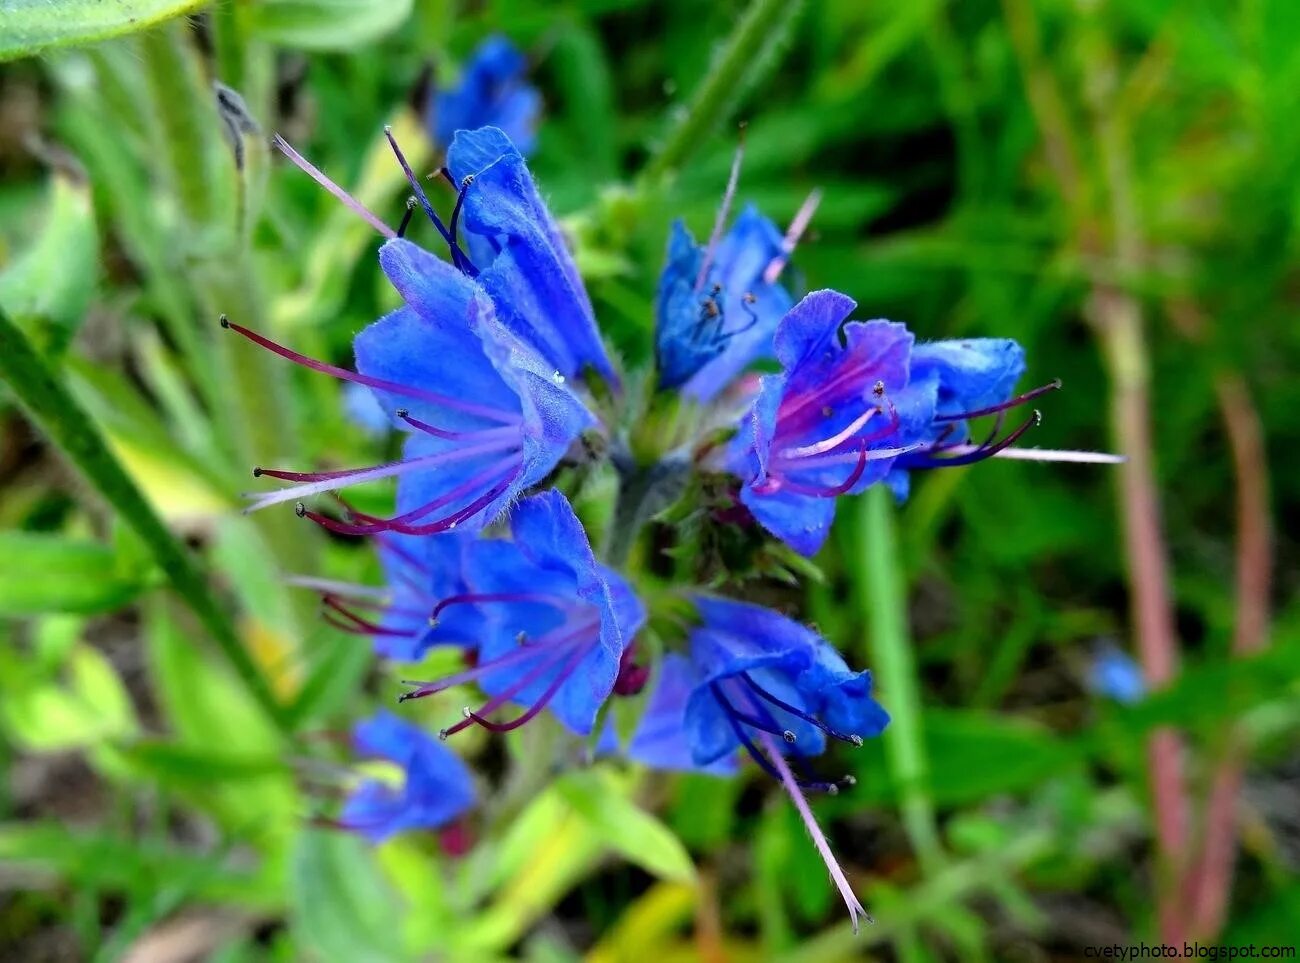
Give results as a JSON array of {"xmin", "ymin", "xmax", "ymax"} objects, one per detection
[
  {"xmin": 782, "ymin": 730, "xmax": 797, "ymax": 743},
  {"xmin": 461, "ymin": 174, "xmax": 474, "ymax": 188},
  {"xmin": 395, "ymin": 407, "xmax": 409, "ymax": 418},
  {"xmin": 872, "ymin": 380, "xmax": 885, "ymax": 397},
  {"xmin": 461, "ymin": 706, "xmax": 473, "ymax": 719},
  {"xmin": 219, "ymin": 314, "xmax": 230, "ymax": 329},
  {"xmin": 294, "ymin": 502, "xmax": 307, "ymax": 518},
  {"xmin": 743, "ymin": 292, "xmax": 757, "ymax": 304},
  {"xmin": 826, "ymin": 783, "xmax": 839, "ymax": 796},
  {"xmin": 849, "ymin": 734, "xmax": 864, "ymax": 747},
  {"xmin": 252, "ymin": 467, "xmax": 264, "ymax": 477},
  {"xmin": 840, "ymin": 775, "xmax": 857, "ymax": 787},
  {"xmin": 438, "ymin": 728, "xmax": 450, "ymax": 741},
  {"xmin": 427, "ymin": 616, "xmax": 439, "ymax": 628}
]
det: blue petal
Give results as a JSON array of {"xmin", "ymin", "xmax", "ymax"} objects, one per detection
[
  {"xmin": 797, "ymin": 647, "xmax": 890, "ymax": 739},
  {"xmin": 374, "ymin": 526, "xmax": 483, "ymax": 661},
  {"xmin": 357, "ymin": 252, "xmax": 593, "ymax": 534},
  {"xmin": 430, "ymin": 37, "xmax": 539, "ymax": 154},
  {"xmin": 1088, "ymin": 646, "xmax": 1145, "ymax": 704},
  {"xmin": 910, "ymin": 338, "xmax": 1026, "ymax": 421},
  {"xmin": 447, "ymin": 128, "xmax": 614, "ymax": 383},
  {"xmin": 625, "ymin": 655, "xmax": 737, "ymax": 773},
  {"xmin": 467, "ymin": 492, "xmax": 628, "ymax": 736},
  {"xmin": 682, "ymin": 206, "xmax": 792, "ymax": 400},
  {"xmin": 739, "ymin": 483, "xmax": 838, "ymax": 556},
  {"xmin": 654, "ymin": 209, "xmax": 793, "ymax": 400},
  {"xmin": 771, "ymin": 289, "xmax": 858, "ymax": 370},
  {"xmin": 344, "ymin": 712, "xmax": 476, "ymax": 842}
]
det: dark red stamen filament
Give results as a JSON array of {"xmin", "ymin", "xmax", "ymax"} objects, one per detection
[{"xmin": 933, "ymin": 378, "xmax": 1061, "ymax": 423}]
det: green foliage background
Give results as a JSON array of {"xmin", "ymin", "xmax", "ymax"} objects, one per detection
[{"xmin": 0, "ymin": 0, "xmax": 1296, "ymax": 959}]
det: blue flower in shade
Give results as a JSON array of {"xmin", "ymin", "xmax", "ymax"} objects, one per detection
[
  {"xmin": 603, "ymin": 654, "xmax": 738, "ymax": 775},
  {"xmin": 401, "ymin": 491, "xmax": 645, "ymax": 738},
  {"xmin": 655, "ymin": 206, "xmax": 792, "ymax": 398},
  {"xmin": 681, "ymin": 596, "xmax": 889, "ymax": 772},
  {"xmin": 340, "ymin": 711, "xmax": 476, "ymax": 843},
  {"xmin": 297, "ymin": 527, "xmax": 484, "ymax": 662},
  {"xmin": 733, "ymin": 289, "xmax": 1046, "ymax": 555},
  {"xmin": 430, "ymin": 37, "xmax": 540, "ymax": 156},
  {"xmin": 446, "ymin": 127, "xmax": 616, "ymax": 384},
  {"xmin": 636, "ymin": 596, "xmax": 885, "ymax": 933},
  {"xmin": 1088, "ymin": 644, "xmax": 1146, "ymax": 704},
  {"xmin": 233, "ymin": 238, "xmax": 595, "ymax": 535}
]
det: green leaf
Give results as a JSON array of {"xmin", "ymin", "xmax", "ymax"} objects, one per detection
[
  {"xmin": 0, "ymin": 174, "xmax": 98, "ymax": 356},
  {"xmin": 289, "ymin": 829, "xmax": 410, "ymax": 963},
  {"xmin": 555, "ymin": 769, "xmax": 697, "ymax": 883},
  {"xmin": 251, "ymin": 0, "xmax": 415, "ymax": 51},
  {"xmin": 0, "ymin": 531, "xmax": 150, "ymax": 616},
  {"xmin": 0, "ymin": 0, "xmax": 204, "ymax": 61},
  {"xmin": 0, "ymin": 643, "xmax": 137, "ymax": 752},
  {"xmin": 851, "ymin": 709, "xmax": 1079, "ymax": 808},
  {"xmin": 0, "ymin": 821, "xmax": 277, "ymax": 908}
]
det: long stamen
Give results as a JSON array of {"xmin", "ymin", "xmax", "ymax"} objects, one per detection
[
  {"xmin": 757, "ymin": 731, "xmax": 872, "ymax": 933},
  {"xmin": 438, "ymin": 168, "xmax": 478, "ymax": 275},
  {"xmin": 430, "ymin": 592, "xmax": 571, "ymax": 623},
  {"xmin": 978, "ymin": 446, "xmax": 1126, "ymax": 464},
  {"xmin": 741, "ymin": 673, "xmax": 864, "ymax": 746},
  {"xmin": 301, "ymin": 468, "xmax": 520, "ymax": 536},
  {"xmin": 913, "ymin": 410, "xmax": 1041, "ymax": 469},
  {"xmin": 460, "ymin": 645, "xmax": 589, "ymax": 733},
  {"xmin": 220, "ymin": 316, "xmax": 520, "ymax": 424},
  {"xmin": 695, "ymin": 124, "xmax": 747, "ymax": 292},
  {"xmin": 769, "ymin": 444, "xmax": 869, "ymax": 498},
  {"xmin": 399, "ymin": 621, "xmax": 595, "ymax": 702},
  {"xmin": 933, "ymin": 378, "xmax": 1063, "ymax": 422},
  {"xmin": 272, "ymin": 134, "xmax": 396, "ymax": 238},
  {"xmin": 782, "ymin": 407, "xmax": 880, "ymax": 460},
  {"xmin": 245, "ymin": 438, "xmax": 518, "ymax": 513},
  {"xmin": 322, "ymin": 597, "xmax": 409, "ymax": 637},
  {"xmin": 285, "ymin": 576, "xmax": 391, "ymax": 600},
  {"xmin": 791, "ymin": 442, "xmax": 925, "ymax": 471},
  {"xmin": 395, "ymin": 408, "xmax": 517, "ymax": 441},
  {"xmin": 762, "ymin": 188, "xmax": 823, "ymax": 284},
  {"xmin": 396, "ymin": 196, "xmax": 417, "ymax": 239},
  {"xmin": 439, "ymin": 642, "xmax": 589, "ymax": 738},
  {"xmin": 383, "ymin": 126, "xmax": 455, "ymax": 249}
]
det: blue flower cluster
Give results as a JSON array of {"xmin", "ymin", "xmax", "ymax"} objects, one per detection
[{"xmin": 232, "ymin": 56, "xmax": 1098, "ymax": 927}]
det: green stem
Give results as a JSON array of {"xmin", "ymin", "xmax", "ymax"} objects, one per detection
[
  {"xmin": 642, "ymin": 0, "xmax": 805, "ymax": 181},
  {"xmin": 854, "ymin": 486, "xmax": 944, "ymax": 873},
  {"xmin": 0, "ymin": 306, "xmax": 288, "ymax": 733}
]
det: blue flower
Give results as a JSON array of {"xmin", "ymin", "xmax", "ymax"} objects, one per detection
[
  {"xmin": 402, "ymin": 490, "xmax": 645, "ymax": 738},
  {"xmin": 446, "ymin": 127, "xmax": 615, "ymax": 384},
  {"xmin": 1088, "ymin": 644, "xmax": 1146, "ymax": 704},
  {"xmin": 655, "ymin": 206, "xmax": 792, "ymax": 398},
  {"xmin": 606, "ymin": 654, "xmax": 738, "ymax": 775},
  {"xmin": 619, "ymin": 596, "xmax": 885, "ymax": 933},
  {"xmin": 235, "ymin": 238, "xmax": 595, "ymax": 535},
  {"xmin": 680, "ymin": 596, "xmax": 889, "ymax": 773},
  {"xmin": 430, "ymin": 37, "xmax": 540, "ymax": 155},
  {"xmin": 340, "ymin": 711, "xmax": 476, "ymax": 843},
  {"xmin": 734, "ymin": 290, "xmax": 1043, "ymax": 555}
]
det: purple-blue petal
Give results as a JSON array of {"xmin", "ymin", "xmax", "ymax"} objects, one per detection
[
  {"xmin": 343, "ymin": 712, "xmax": 475, "ymax": 842},
  {"xmin": 430, "ymin": 37, "xmax": 540, "ymax": 154},
  {"xmin": 446, "ymin": 128, "xmax": 614, "ymax": 383}
]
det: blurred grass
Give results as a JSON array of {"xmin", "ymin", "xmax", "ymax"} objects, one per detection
[{"xmin": 0, "ymin": 0, "xmax": 1297, "ymax": 959}]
